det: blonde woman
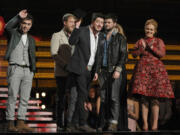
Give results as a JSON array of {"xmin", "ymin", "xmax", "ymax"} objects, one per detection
[
  {"xmin": 114, "ymin": 24, "xmax": 128, "ymax": 61},
  {"xmin": 130, "ymin": 19, "xmax": 174, "ymax": 131},
  {"xmin": 114, "ymin": 24, "xmax": 126, "ymax": 39}
]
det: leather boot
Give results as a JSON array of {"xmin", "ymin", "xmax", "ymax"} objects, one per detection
[
  {"xmin": 107, "ymin": 123, "xmax": 118, "ymax": 131},
  {"xmin": 16, "ymin": 120, "xmax": 35, "ymax": 133},
  {"xmin": 7, "ymin": 120, "xmax": 18, "ymax": 132}
]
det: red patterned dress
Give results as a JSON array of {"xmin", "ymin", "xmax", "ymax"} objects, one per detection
[{"xmin": 130, "ymin": 37, "xmax": 174, "ymax": 99}]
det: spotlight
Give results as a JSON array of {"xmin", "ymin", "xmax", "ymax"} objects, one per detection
[
  {"xmin": 41, "ymin": 105, "xmax": 46, "ymax": 110},
  {"xmin": 41, "ymin": 92, "xmax": 46, "ymax": 97},
  {"xmin": 36, "ymin": 93, "xmax": 39, "ymax": 99}
]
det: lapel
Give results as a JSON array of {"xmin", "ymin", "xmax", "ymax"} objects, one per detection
[
  {"xmin": 97, "ymin": 32, "xmax": 103, "ymax": 47},
  {"xmin": 84, "ymin": 26, "xmax": 90, "ymax": 55},
  {"xmin": 28, "ymin": 34, "xmax": 31, "ymax": 47},
  {"xmin": 60, "ymin": 30, "xmax": 69, "ymax": 45},
  {"xmin": 108, "ymin": 33, "xmax": 115, "ymax": 47},
  {"xmin": 98, "ymin": 33, "xmax": 105, "ymax": 53},
  {"xmin": 27, "ymin": 34, "xmax": 34, "ymax": 53},
  {"xmin": 12, "ymin": 29, "xmax": 22, "ymax": 50}
]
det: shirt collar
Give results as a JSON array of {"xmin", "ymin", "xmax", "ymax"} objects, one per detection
[
  {"xmin": 22, "ymin": 33, "xmax": 27, "ymax": 36},
  {"xmin": 112, "ymin": 30, "xmax": 116, "ymax": 36},
  {"xmin": 63, "ymin": 28, "xmax": 70, "ymax": 39},
  {"xmin": 104, "ymin": 29, "xmax": 117, "ymax": 39},
  {"xmin": 89, "ymin": 26, "xmax": 99, "ymax": 37}
]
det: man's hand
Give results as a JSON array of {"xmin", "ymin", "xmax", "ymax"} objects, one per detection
[
  {"xmin": 87, "ymin": 103, "xmax": 92, "ymax": 111},
  {"xmin": 19, "ymin": 9, "xmax": 28, "ymax": 19},
  {"xmin": 84, "ymin": 102, "xmax": 92, "ymax": 111},
  {"xmin": 84, "ymin": 102, "xmax": 88, "ymax": 111},
  {"xmin": 93, "ymin": 73, "xmax": 98, "ymax": 81},
  {"xmin": 113, "ymin": 71, "xmax": 120, "ymax": 79},
  {"xmin": 75, "ymin": 19, "xmax": 82, "ymax": 29}
]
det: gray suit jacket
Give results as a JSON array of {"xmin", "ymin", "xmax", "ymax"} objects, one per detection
[{"xmin": 5, "ymin": 15, "xmax": 36, "ymax": 73}]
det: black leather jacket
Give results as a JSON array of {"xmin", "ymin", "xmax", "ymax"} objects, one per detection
[{"xmin": 95, "ymin": 32, "xmax": 127, "ymax": 73}]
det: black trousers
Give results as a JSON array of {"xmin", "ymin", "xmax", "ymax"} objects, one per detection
[
  {"xmin": 72, "ymin": 70, "xmax": 92, "ymax": 126},
  {"xmin": 56, "ymin": 76, "xmax": 68, "ymax": 128}
]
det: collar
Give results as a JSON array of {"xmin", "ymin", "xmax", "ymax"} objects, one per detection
[
  {"xmin": 104, "ymin": 29, "xmax": 116, "ymax": 38},
  {"xmin": 22, "ymin": 33, "xmax": 27, "ymax": 36},
  {"xmin": 89, "ymin": 26, "xmax": 99, "ymax": 37},
  {"xmin": 63, "ymin": 28, "xmax": 70, "ymax": 38},
  {"xmin": 112, "ymin": 30, "xmax": 116, "ymax": 36}
]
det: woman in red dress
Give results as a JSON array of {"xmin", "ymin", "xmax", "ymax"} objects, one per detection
[{"xmin": 130, "ymin": 19, "xmax": 174, "ymax": 131}]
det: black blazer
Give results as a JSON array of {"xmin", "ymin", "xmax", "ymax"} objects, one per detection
[{"xmin": 67, "ymin": 26, "xmax": 102, "ymax": 75}]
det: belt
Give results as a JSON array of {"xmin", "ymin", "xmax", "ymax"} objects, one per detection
[{"xmin": 10, "ymin": 64, "xmax": 29, "ymax": 68}]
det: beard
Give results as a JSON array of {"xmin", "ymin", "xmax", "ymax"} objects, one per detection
[
  {"xmin": 19, "ymin": 27, "xmax": 28, "ymax": 34},
  {"xmin": 105, "ymin": 27, "xmax": 114, "ymax": 33},
  {"xmin": 64, "ymin": 27, "xmax": 73, "ymax": 34}
]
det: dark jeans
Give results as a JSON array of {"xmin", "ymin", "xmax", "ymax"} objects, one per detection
[
  {"xmin": 72, "ymin": 70, "xmax": 92, "ymax": 126},
  {"xmin": 100, "ymin": 70, "xmax": 122, "ymax": 123},
  {"xmin": 56, "ymin": 76, "xmax": 68, "ymax": 128},
  {"xmin": 67, "ymin": 86, "xmax": 77, "ymax": 125},
  {"xmin": 99, "ymin": 70, "xmax": 128, "ymax": 130},
  {"xmin": 66, "ymin": 74, "xmax": 78, "ymax": 125}
]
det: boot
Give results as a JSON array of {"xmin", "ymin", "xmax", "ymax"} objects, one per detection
[
  {"xmin": 16, "ymin": 120, "xmax": 35, "ymax": 133},
  {"xmin": 7, "ymin": 120, "xmax": 18, "ymax": 132},
  {"xmin": 78, "ymin": 125, "xmax": 96, "ymax": 132},
  {"xmin": 107, "ymin": 123, "xmax": 118, "ymax": 131}
]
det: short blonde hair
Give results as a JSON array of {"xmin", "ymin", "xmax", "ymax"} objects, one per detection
[
  {"xmin": 62, "ymin": 13, "xmax": 76, "ymax": 22},
  {"xmin": 145, "ymin": 19, "xmax": 158, "ymax": 33}
]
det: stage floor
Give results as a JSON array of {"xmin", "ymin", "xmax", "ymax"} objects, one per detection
[
  {"xmin": 0, "ymin": 121, "xmax": 180, "ymax": 135},
  {"xmin": 0, "ymin": 131, "xmax": 180, "ymax": 135}
]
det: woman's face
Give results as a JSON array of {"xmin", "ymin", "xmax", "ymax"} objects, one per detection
[
  {"xmin": 145, "ymin": 24, "xmax": 156, "ymax": 38},
  {"xmin": 89, "ymin": 88, "xmax": 96, "ymax": 99}
]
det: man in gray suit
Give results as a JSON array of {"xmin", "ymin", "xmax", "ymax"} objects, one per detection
[{"xmin": 5, "ymin": 9, "xmax": 36, "ymax": 132}]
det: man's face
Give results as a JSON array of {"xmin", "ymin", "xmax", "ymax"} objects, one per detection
[
  {"xmin": 92, "ymin": 17, "xmax": 104, "ymax": 32},
  {"xmin": 20, "ymin": 19, "xmax": 32, "ymax": 34},
  {"xmin": 104, "ymin": 18, "xmax": 116, "ymax": 32},
  {"xmin": 64, "ymin": 16, "xmax": 76, "ymax": 33}
]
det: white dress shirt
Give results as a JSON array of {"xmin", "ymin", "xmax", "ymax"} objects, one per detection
[
  {"xmin": 21, "ymin": 34, "xmax": 27, "ymax": 45},
  {"xmin": 88, "ymin": 27, "xmax": 99, "ymax": 66},
  {"xmin": 21, "ymin": 34, "xmax": 27, "ymax": 65}
]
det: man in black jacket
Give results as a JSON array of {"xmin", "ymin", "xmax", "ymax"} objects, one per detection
[
  {"xmin": 66, "ymin": 13, "xmax": 104, "ymax": 132},
  {"xmin": 94, "ymin": 14, "xmax": 128, "ymax": 131},
  {"xmin": 5, "ymin": 9, "xmax": 36, "ymax": 133}
]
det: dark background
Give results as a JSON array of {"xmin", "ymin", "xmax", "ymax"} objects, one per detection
[{"xmin": 1, "ymin": 0, "xmax": 180, "ymax": 44}]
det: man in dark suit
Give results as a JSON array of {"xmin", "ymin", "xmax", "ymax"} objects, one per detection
[{"xmin": 66, "ymin": 13, "xmax": 104, "ymax": 132}]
